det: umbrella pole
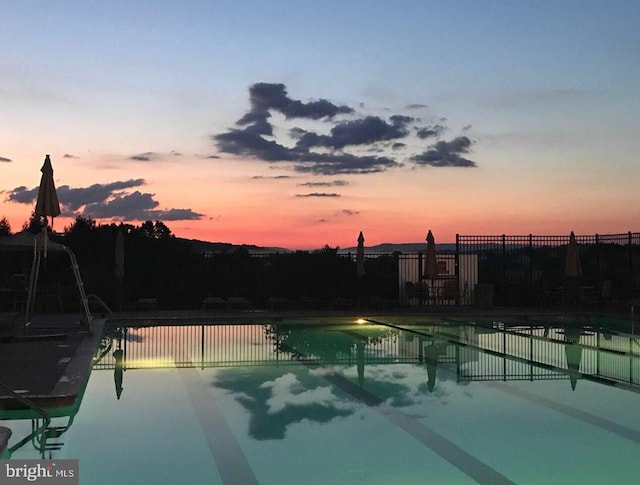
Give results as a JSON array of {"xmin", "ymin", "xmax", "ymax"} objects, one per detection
[{"xmin": 25, "ymin": 246, "xmax": 42, "ymax": 334}]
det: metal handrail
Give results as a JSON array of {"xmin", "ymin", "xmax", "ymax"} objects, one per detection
[
  {"xmin": 86, "ymin": 293, "xmax": 113, "ymax": 317},
  {"xmin": 0, "ymin": 381, "xmax": 52, "ymax": 456},
  {"xmin": 0, "ymin": 382, "xmax": 51, "ymax": 425}
]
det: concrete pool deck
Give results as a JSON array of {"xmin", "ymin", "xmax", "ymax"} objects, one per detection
[{"xmin": 0, "ymin": 314, "xmax": 104, "ymax": 410}]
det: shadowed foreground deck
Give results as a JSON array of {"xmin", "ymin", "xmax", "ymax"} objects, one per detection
[{"xmin": 0, "ymin": 314, "xmax": 104, "ymax": 410}]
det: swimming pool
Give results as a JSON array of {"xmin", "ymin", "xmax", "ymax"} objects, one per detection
[{"xmin": 3, "ymin": 315, "xmax": 640, "ymax": 484}]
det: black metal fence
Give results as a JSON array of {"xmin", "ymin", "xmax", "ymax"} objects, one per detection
[
  {"xmin": 457, "ymin": 232, "xmax": 640, "ymax": 306},
  {"xmin": 5, "ymin": 231, "xmax": 638, "ymax": 311}
]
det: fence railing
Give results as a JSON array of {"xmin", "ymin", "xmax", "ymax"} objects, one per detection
[{"xmin": 457, "ymin": 232, "xmax": 640, "ymax": 306}]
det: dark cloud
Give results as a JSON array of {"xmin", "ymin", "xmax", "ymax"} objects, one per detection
[
  {"xmin": 63, "ymin": 154, "xmax": 79, "ymax": 159},
  {"xmin": 0, "ymin": 156, "xmax": 12, "ymax": 163},
  {"xmin": 411, "ymin": 136, "xmax": 477, "ymax": 167},
  {"xmin": 295, "ymin": 116, "xmax": 409, "ymax": 150},
  {"xmin": 205, "ymin": 155, "xmax": 220, "ymax": 159},
  {"xmin": 405, "ymin": 104, "xmax": 428, "ymax": 109},
  {"xmin": 295, "ymin": 192, "xmax": 341, "ymax": 198},
  {"xmin": 462, "ymin": 124, "xmax": 472, "ymax": 131},
  {"xmin": 416, "ymin": 124, "xmax": 447, "ymax": 139},
  {"xmin": 157, "ymin": 208, "xmax": 203, "ymax": 221},
  {"xmin": 341, "ymin": 209, "xmax": 359, "ymax": 216},
  {"xmin": 247, "ymin": 82, "xmax": 353, "ymax": 120},
  {"xmin": 130, "ymin": 152, "xmax": 158, "ymax": 162},
  {"xmin": 212, "ymin": 82, "xmax": 477, "ymax": 175},
  {"xmin": 389, "ymin": 115, "xmax": 415, "ymax": 126},
  {"xmin": 214, "ymin": 128, "xmax": 399, "ymax": 175},
  {"xmin": 215, "ymin": 130, "xmax": 297, "ymax": 162},
  {"xmin": 57, "ymin": 179, "xmax": 146, "ymax": 211},
  {"xmin": 6, "ymin": 179, "xmax": 204, "ymax": 221},
  {"xmin": 298, "ymin": 180, "xmax": 349, "ymax": 187},
  {"xmin": 288, "ymin": 127, "xmax": 306, "ymax": 139},
  {"xmin": 6, "ymin": 185, "xmax": 35, "ymax": 203},
  {"xmin": 82, "ymin": 190, "xmax": 157, "ymax": 218},
  {"xmin": 237, "ymin": 111, "xmax": 273, "ymax": 136},
  {"xmin": 82, "ymin": 192, "xmax": 202, "ymax": 221},
  {"xmin": 293, "ymin": 153, "xmax": 399, "ymax": 175},
  {"xmin": 7, "ymin": 179, "xmax": 146, "ymax": 211},
  {"xmin": 170, "ymin": 150, "xmax": 182, "ymax": 156}
]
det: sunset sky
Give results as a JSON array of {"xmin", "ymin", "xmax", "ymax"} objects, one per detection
[{"xmin": 2, "ymin": 1, "xmax": 639, "ymax": 249}]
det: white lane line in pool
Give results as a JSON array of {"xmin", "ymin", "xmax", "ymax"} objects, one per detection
[
  {"xmin": 320, "ymin": 370, "xmax": 517, "ymax": 485},
  {"xmin": 178, "ymin": 366, "xmax": 259, "ymax": 485},
  {"xmin": 487, "ymin": 381, "xmax": 640, "ymax": 445}
]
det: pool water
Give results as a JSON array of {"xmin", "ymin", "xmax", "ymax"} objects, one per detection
[{"xmin": 3, "ymin": 317, "xmax": 640, "ymax": 484}]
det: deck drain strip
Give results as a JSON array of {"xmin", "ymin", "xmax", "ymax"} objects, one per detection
[
  {"xmin": 487, "ymin": 381, "xmax": 640, "ymax": 444},
  {"xmin": 179, "ymin": 366, "xmax": 259, "ymax": 485}
]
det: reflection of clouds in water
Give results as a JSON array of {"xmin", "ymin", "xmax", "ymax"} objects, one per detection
[
  {"xmin": 126, "ymin": 332, "xmax": 143, "ymax": 343},
  {"xmin": 340, "ymin": 363, "xmax": 464, "ymax": 409},
  {"xmin": 213, "ymin": 367, "xmax": 356, "ymax": 440},
  {"xmin": 261, "ymin": 373, "xmax": 356, "ymax": 415}
]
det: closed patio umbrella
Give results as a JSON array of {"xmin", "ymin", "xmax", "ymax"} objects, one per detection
[
  {"xmin": 115, "ymin": 229, "xmax": 125, "ymax": 311},
  {"xmin": 34, "ymin": 155, "xmax": 61, "ymax": 258},
  {"xmin": 356, "ymin": 231, "xmax": 365, "ymax": 278},
  {"xmin": 565, "ymin": 231, "xmax": 581, "ymax": 278},
  {"xmin": 425, "ymin": 230, "xmax": 438, "ymax": 278},
  {"xmin": 34, "ymin": 154, "xmax": 61, "ymax": 226},
  {"xmin": 562, "ymin": 326, "xmax": 583, "ymax": 391},
  {"xmin": 564, "ymin": 232, "xmax": 582, "ymax": 305}
]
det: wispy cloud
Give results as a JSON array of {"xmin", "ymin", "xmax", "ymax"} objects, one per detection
[
  {"xmin": 295, "ymin": 192, "xmax": 341, "ymax": 198},
  {"xmin": 0, "ymin": 156, "xmax": 12, "ymax": 163},
  {"xmin": 63, "ymin": 153, "xmax": 79, "ymax": 159},
  {"xmin": 252, "ymin": 175, "xmax": 291, "ymax": 180},
  {"xmin": 130, "ymin": 152, "xmax": 158, "ymax": 162},
  {"xmin": 298, "ymin": 180, "xmax": 349, "ymax": 187}
]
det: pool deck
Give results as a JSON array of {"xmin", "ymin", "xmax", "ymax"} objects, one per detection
[
  {"xmin": 0, "ymin": 306, "xmax": 633, "ymax": 412},
  {"xmin": 0, "ymin": 314, "xmax": 104, "ymax": 410}
]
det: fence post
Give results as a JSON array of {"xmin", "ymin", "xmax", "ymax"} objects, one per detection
[
  {"xmin": 629, "ymin": 231, "xmax": 634, "ymax": 290},
  {"xmin": 455, "ymin": 234, "xmax": 460, "ymax": 306},
  {"xmin": 528, "ymin": 234, "xmax": 533, "ymax": 291},
  {"xmin": 502, "ymin": 234, "xmax": 507, "ymax": 306},
  {"xmin": 595, "ymin": 233, "xmax": 600, "ymax": 285}
]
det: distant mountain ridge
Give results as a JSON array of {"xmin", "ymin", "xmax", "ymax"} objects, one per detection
[
  {"xmin": 339, "ymin": 242, "xmax": 457, "ymax": 254},
  {"xmin": 182, "ymin": 238, "xmax": 457, "ymax": 255},
  {"xmin": 180, "ymin": 238, "xmax": 291, "ymax": 255}
]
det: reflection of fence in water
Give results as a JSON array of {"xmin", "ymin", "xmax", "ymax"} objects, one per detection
[
  {"xmin": 458, "ymin": 326, "xmax": 640, "ymax": 387},
  {"xmin": 95, "ymin": 324, "xmax": 416, "ymax": 369}
]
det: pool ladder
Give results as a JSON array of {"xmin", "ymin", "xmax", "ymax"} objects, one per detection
[{"xmin": 0, "ymin": 382, "xmax": 51, "ymax": 458}]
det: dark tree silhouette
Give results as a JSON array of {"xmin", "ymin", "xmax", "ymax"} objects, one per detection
[{"xmin": 0, "ymin": 217, "xmax": 11, "ymax": 237}]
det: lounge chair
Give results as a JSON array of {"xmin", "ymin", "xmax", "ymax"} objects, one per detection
[
  {"xmin": 226, "ymin": 297, "xmax": 254, "ymax": 310},
  {"xmin": 201, "ymin": 296, "xmax": 226, "ymax": 310},
  {"xmin": 127, "ymin": 298, "xmax": 159, "ymax": 311},
  {"xmin": 268, "ymin": 297, "xmax": 297, "ymax": 311}
]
